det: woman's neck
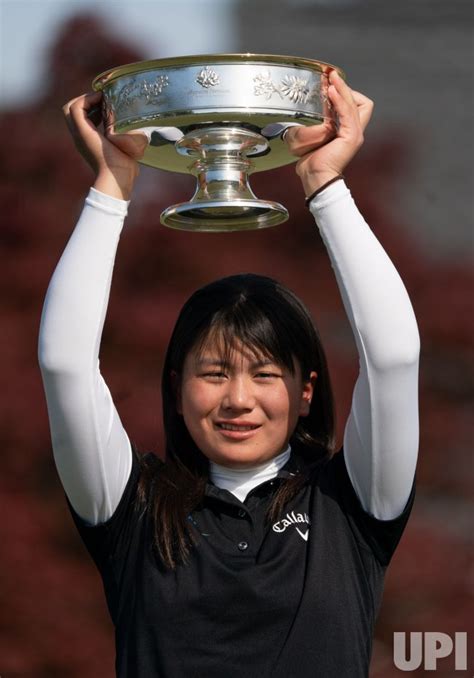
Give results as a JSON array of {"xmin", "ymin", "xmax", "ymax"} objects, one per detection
[{"xmin": 209, "ymin": 446, "xmax": 291, "ymax": 502}]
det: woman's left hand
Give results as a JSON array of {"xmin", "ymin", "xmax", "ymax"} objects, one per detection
[{"xmin": 285, "ymin": 70, "xmax": 374, "ymax": 196}]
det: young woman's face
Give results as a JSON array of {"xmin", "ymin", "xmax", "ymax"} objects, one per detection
[{"xmin": 177, "ymin": 340, "xmax": 317, "ymax": 468}]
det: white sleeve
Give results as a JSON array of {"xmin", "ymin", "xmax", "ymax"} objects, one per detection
[
  {"xmin": 38, "ymin": 188, "xmax": 133, "ymax": 526},
  {"xmin": 310, "ymin": 181, "xmax": 420, "ymax": 520}
]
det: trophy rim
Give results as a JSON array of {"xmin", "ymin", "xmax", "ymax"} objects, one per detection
[{"xmin": 92, "ymin": 53, "xmax": 345, "ymax": 90}]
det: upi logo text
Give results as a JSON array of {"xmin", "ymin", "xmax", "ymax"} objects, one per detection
[{"xmin": 393, "ymin": 632, "xmax": 468, "ymax": 671}]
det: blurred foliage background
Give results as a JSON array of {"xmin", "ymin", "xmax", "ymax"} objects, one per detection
[{"xmin": 0, "ymin": 1, "xmax": 472, "ymax": 676}]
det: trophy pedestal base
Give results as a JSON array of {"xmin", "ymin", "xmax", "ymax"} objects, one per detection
[
  {"xmin": 159, "ymin": 126, "xmax": 288, "ymax": 231},
  {"xmin": 160, "ymin": 199, "xmax": 288, "ymax": 232}
]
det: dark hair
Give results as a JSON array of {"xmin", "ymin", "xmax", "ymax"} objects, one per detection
[{"xmin": 137, "ymin": 273, "xmax": 335, "ymax": 569}]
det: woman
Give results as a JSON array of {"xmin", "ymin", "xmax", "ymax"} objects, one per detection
[{"xmin": 38, "ymin": 70, "xmax": 420, "ymax": 677}]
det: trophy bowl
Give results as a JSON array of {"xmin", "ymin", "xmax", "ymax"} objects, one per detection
[{"xmin": 92, "ymin": 53, "xmax": 344, "ymax": 232}]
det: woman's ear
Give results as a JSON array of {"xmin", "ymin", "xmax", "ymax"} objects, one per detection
[
  {"xmin": 170, "ymin": 370, "xmax": 182, "ymax": 414},
  {"xmin": 299, "ymin": 371, "xmax": 318, "ymax": 417}
]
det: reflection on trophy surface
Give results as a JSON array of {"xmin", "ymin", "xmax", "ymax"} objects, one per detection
[{"xmin": 93, "ymin": 54, "xmax": 343, "ymax": 232}]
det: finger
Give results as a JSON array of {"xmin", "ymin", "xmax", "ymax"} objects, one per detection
[
  {"xmin": 329, "ymin": 73, "xmax": 374, "ymax": 133},
  {"xmin": 62, "ymin": 92, "xmax": 94, "ymax": 125},
  {"xmin": 67, "ymin": 91, "xmax": 102, "ymax": 120},
  {"xmin": 63, "ymin": 92, "xmax": 102, "ymax": 129},
  {"xmin": 328, "ymin": 70, "xmax": 356, "ymax": 108},
  {"xmin": 62, "ymin": 90, "xmax": 102, "ymax": 113},
  {"xmin": 283, "ymin": 119, "xmax": 337, "ymax": 157},
  {"xmin": 328, "ymin": 73, "xmax": 371, "ymax": 137},
  {"xmin": 62, "ymin": 93, "xmax": 105, "ymax": 170},
  {"xmin": 68, "ymin": 92, "xmax": 104, "ymax": 140},
  {"xmin": 327, "ymin": 82, "xmax": 360, "ymax": 135},
  {"xmin": 62, "ymin": 94, "xmax": 84, "ymax": 118},
  {"xmin": 351, "ymin": 90, "xmax": 374, "ymax": 131},
  {"xmin": 62, "ymin": 94, "xmax": 85, "ymax": 135}
]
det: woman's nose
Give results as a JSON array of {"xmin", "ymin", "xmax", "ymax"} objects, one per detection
[{"xmin": 221, "ymin": 376, "xmax": 255, "ymax": 410}]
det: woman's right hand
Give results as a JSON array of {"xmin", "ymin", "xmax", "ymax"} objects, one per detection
[{"xmin": 63, "ymin": 91, "xmax": 147, "ymax": 200}]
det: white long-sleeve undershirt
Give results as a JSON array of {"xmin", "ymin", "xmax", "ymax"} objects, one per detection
[{"xmin": 38, "ymin": 181, "xmax": 419, "ymax": 525}]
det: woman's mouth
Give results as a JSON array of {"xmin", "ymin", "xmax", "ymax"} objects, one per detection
[
  {"xmin": 217, "ymin": 423, "xmax": 259, "ymax": 431},
  {"xmin": 215, "ymin": 422, "xmax": 261, "ymax": 439}
]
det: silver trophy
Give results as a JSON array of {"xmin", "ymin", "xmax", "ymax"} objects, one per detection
[{"xmin": 93, "ymin": 54, "xmax": 343, "ymax": 231}]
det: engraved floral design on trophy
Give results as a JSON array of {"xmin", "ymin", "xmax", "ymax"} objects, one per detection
[
  {"xmin": 253, "ymin": 72, "xmax": 278, "ymax": 100},
  {"xmin": 254, "ymin": 72, "xmax": 310, "ymax": 104},
  {"xmin": 141, "ymin": 76, "xmax": 170, "ymax": 104},
  {"xmin": 112, "ymin": 81, "xmax": 136, "ymax": 117},
  {"xmin": 112, "ymin": 75, "xmax": 170, "ymax": 118},
  {"xmin": 196, "ymin": 67, "xmax": 220, "ymax": 88},
  {"xmin": 280, "ymin": 76, "xmax": 310, "ymax": 104}
]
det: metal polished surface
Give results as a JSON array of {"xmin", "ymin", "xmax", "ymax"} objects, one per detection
[{"xmin": 92, "ymin": 54, "xmax": 343, "ymax": 231}]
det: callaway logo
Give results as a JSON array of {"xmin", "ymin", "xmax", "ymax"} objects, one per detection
[{"xmin": 272, "ymin": 511, "xmax": 310, "ymax": 541}]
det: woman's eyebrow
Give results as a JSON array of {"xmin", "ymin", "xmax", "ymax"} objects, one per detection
[
  {"xmin": 195, "ymin": 358, "xmax": 225, "ymax": 367},
  {"xmin": 195, "ymin": 357, "xmax": 277, "ymax": 368},
  {"xmin": 251, "ymin": 359, "xmax": 277, "ymax": 368}
]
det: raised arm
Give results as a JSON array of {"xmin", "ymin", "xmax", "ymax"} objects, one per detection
[
  {"xmin": 286, "ymin": 72, "xmax": 420, "ymax": 520},
  {"xmin": 309, "ymin": 181, "xmax": 419, "ymax": 520},
  {"xmin": 38, "ymin": 93, "xmax": 143, "ymax": 525}
]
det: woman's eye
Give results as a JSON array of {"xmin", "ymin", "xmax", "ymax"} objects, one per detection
[
  {"xmin": 255, "ymin": 372, "xmax": 280, "ymax": 379},
  {"xmin": 202, "ymin": 372, "xmax": 226, "ymax": 379}
]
